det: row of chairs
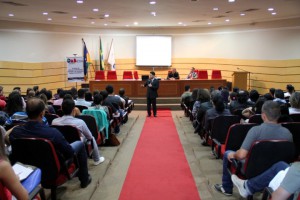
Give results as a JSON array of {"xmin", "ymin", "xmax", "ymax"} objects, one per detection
[
  {"xmin": 194, "ymin": 70, "xmax": 222, "ymax": 79},
  {"xmin": 95, "ymin": 70, "xmax": 139, "ymax": 80}
]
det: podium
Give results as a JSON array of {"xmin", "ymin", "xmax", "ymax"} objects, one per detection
[{"xmin": 232, "ymin": 71, "xmax": 248, "ymax": 90}]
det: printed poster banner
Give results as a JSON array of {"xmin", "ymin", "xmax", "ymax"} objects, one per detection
[{"xmin": 67, "ymin": 57, "xmax": 84, "ymax": 82}]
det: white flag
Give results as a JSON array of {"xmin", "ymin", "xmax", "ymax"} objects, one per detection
[{"xmin": 107, "ymin": 39, "xmax": 116, "ymax": 70}]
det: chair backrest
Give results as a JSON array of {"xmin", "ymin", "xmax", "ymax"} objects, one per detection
[
  {"xmin": 248, "ymin": 114, "xmax": 263, "ymax": 124},
  {"xmin": 211, "ymin": 70, "xmax": 222, "ymax": 79},
  {"xmin": 211, "ymin": 115, "xmax": 241, "ymax": 144},
  {"xmin": 281, "ymin": 122, "xmax": 300, "ymax": 160},
  {"xmin": 290, "ymin": 113, "xmax": 300, "ymax": 122},
  {"xmin": 107, "ymin": 70, "xmax": 117, "ymax": 80},
  {"xmin": 225, "ymin": 123, "xmax": 258, "ymax": 151},
  {"xmin": 11, "ymin": 138, "xmax": 61, "ymax": 184},
  {"xmin": 133, "ymin": 71, "xmax": 139, "ymax": 80},
  {"xmin": 75, "ymin": 115, "xmax": 100, "ymax": 142},
  {"xmin": 75, "ymin": 105, "xmax": 88, "ymax": 112},
  {"xmin": 244, "ymin": 140, "xmax": 295, "ymax": 179},
  {"xmin": 44, "ymin": 113, "xmax": 59, "ymax": 125},
  {"xmin": 198, "ymin": 70, "xmax": 208, "ymax": 79},
  {"xmin": 51, "ymin": 125, "xmax": 81, "ymax": 143},
  {"xmin": 95, "ymin": 71, "xmax": 105, "ymax": 80},
  {"xmin": 123, "ymin": 71, "xmax": 133, "ymax": 79}
]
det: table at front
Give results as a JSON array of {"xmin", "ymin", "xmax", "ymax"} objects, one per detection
[{"xmin": 89, "ymin": 79, "xmax": 227, "ymax": 97}]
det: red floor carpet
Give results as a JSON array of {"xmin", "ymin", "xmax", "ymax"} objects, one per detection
[{"xmin": 119, "ymin": 109, "xmax": 200, "ymax": 200}]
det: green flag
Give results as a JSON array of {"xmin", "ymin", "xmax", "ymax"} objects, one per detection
[{"xmin": 99, "ymin": 37, "xmax": 104, "ymax": 70}]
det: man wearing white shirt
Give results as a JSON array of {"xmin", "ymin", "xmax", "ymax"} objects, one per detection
[{"xmin": 75, "ymin": 89, "xmax": 92, "ymax": 107}]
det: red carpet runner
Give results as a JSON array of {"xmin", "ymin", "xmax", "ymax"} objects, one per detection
[{"xmin": 119, "ymin": 109, "xmax": 200, "ymax": 200}]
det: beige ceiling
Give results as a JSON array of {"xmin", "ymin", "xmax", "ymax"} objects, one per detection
[{"xmin": 0, "ymin": 0, "xmax": 300, "ymax": 28}]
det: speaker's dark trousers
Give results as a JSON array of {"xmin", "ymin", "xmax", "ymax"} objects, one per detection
[{"xmin": 147, "ymin": 97, "xmax": 157, "ymax": 116}]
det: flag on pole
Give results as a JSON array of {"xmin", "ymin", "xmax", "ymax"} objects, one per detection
[
  {"xmin": 99, "ymin": 37, "xmax": 104, "ymax": 71},
  {"xmin": 107, "ymin": 39, "xmax": 116, "ymax": 70},
  {"xmin": 82, "ymin": 38, "xmax": 91, "ymax": 81}
]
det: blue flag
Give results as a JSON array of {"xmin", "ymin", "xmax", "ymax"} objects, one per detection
[{"xmin": 82, "ymin": 39, "xmax": 91, "ymax": 81}]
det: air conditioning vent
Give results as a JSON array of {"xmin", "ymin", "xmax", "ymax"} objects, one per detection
[{"xmin": 1, "ymin": 1, "xmax": 27, "ymax": 6}]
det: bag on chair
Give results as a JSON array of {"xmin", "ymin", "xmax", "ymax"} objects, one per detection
[{"xmin": 103, "ymin": 133, "xmax": 120, "ymax": 146}]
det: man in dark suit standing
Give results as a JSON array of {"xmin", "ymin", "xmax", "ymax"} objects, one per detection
[{"xmin": 142, "ymin": 71, "xmax": 159, "ymax": 117}]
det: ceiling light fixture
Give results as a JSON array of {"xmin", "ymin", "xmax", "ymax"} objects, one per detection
[
  {"xmin": 8, "ymin": 13, "xmax": 14, "ymax": 17},
  {"xmin": 104, "ymin": 14, "xmax": 109, "ymax": 18},
  {"xmin": 272, "ymin": 12, "xmax": 277, "ymax": 15},
  {"xmin": 149, "ymin": 1, "xmax": 156, "ymax": 5},
  {"xmin": 225, "ymin": 19, "xmax": 230, "ymax": 22},
  {"xmin": 47, "ymin": 18, "xmax": 52, "ymax": 21},
  {"xmin": 151, "ymin": 12, "xmax": 156, "ymax": 16},
  {"xmin": 76, "ymin": 0, "xmax": 83, "ymax": 4},
  {"xmin": 104, "ymin": 23, "xmax": 108, "ymax": 26},
  {"xmin": 228, "ymin": 0, "xmax": 235, "ymax": 2},
  {"xmin": 91, "ymin": 21, "xmax": 95, "ymax": 24},
  {"xmin": 178, "ymin": 22, "xmax": 183, "ymax": 25},
  {"xmin": 134, "ymin": 22, "xmax": 138, "ymax": 25},
  {"xmin": 125, "ymin": 25, "xmax": 129, "ymax": 27},
  {"xmin": 43, "ymin": 12, "xmax": 48, "ymax": 15},
  {"xmin": 93, "ymin": 8, "xmax": 99, "ymax": 12},
  {"xmin": 240, "ymin": 13, "xmax": 245, "ymax": 16},
  {"xmin": 72, "ymin": 16, "xmax": 77, "ymax": 19},
  {"xmin": 208, "ymin": 22, "xmax": 212, "ymax": 25},
  {"xmin": 213, "ymin": 8, "xmax": 219, "ymax": 11},
  {"xmin": 268, "ymin": 8, "xmax": 274, "ymax": 11}
]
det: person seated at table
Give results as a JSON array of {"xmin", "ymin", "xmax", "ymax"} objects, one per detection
[
  {"xmin": 52, "ymin": 99, "xmax": 105, "ymax": 166},
  {"xmin": 0, "ymin": 135, "xmax": 28, "ymax": 200},
  {"xmin": 186, "ymin": 67, "xmax": 198, "ymax": 79},
  {"xmin": 167, "ymin": 68, "xmax": 180, "ymax": 80}
]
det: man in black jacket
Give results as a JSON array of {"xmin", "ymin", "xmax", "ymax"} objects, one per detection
[{"xmin": 142, "ymin": 71, "xmax": 159, "ymax": 117}]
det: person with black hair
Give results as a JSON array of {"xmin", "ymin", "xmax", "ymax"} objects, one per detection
[
  {"xmin": 53, "ymin": 89, "xmax": 65, "ymax": 106},
  {"xmin": 75, "ymin": 89, "xmax": 91, "ymax": 107},
  {"xmin": 141, "ymin": 71, "xmax": 159, "ymax": 117},
  {"xmin": 229, "ymin": 90, "xmax": 254, "ymax": 114},
  {"xmin": 181, "ymin": 85, "xmax": 192, "ymax": 104},
  {"xmin": 167, "ymin": 68, "xmax": 180, "ymax": 80},
  {"xmin": 284, "ymin": 84, "xmax": 295, "ymax": 98},
  {"xmin": 269, "ymin": 88, "xmax": 276, "ymax": 99},
  {"xmin": 119, "ymin": 88, "xmax": 129, "ymax": 107},
  {"xmin": 90, "ymin": 94, "xmax": 109, "ymax": 116},
  {"xmin": 52, "ymin": 99, "xmax": 105, "ymax": 166},
  {"xmin": 8, "ymin": 98, "xmax": 92, "ymax": 188}
]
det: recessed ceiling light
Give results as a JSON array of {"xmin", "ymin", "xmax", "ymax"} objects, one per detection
[
  {"xmin": 134, "ymin": 22, "xmax": 138, "ymax": 25},
  {"xmin": 125, "ymin": 25, "xmax": 129, "ymax": 27},
  {"xmin": 225, "ymin": 19, "xmax": 230, "ymax": 22},
  {"xmin": 183, "ymin": 24, "xmax": 187, "ymax": 26},
  {"xmin": 104, "ymin": 23, "xmax": 108, "ymax": 26},
  {"xmin": 240, "ymin": 13, "xmax": 245, "ymax": 16},
  {"xmin": 8, "ymin": 13, "xmax": 14, "ymax": 17},
  {"xmin": 77, "ymin": 0, "xmax": 83, "ymax": 4},
  {"xmin": 47, "ymin": 18, "xmax": 52, "ymax": 21},
  {"xmin": 151, "ymin": 12, "xmax": 156, "ymax": 16},
  {"xmin": 93, "ymin": 8, "xmax": 99, "ymax": 12},
  {"xmin": 268, "ymin": 8, "xmax": 274, "ymax": 11},
  {"xmin": 208, "ymin": 22, "xmax": 212, "ymax": 25},
  {"xmin": 104, "ymin": 14, "xmax": 109, "ymax": 18},
  {"xmin": 43, "ymin": 12, "xmax": 48, "ymax": 15},
  {"xmin": 228, "ymin": 0, "xmax": 235, "ymax": 2},
  {"xmin": 213, "ymin": 8, "xmax": 219, "ymax": 11},
  {"xmin": 72, "ymin": 16, "xmax": 77, "ymax": 19},
  {"xmin": 178, "ymin": 22, "xmax": 183, "ymax": 25},
  {"xmin": 91, "ymin": 21, "xmax": 95, "ymax": 24},
  {"xmin": 149, "ymin": 1, "xmax": 156, "ymax": 5},
  {"xmin": 272, "ymin": 12, "xmax": 277, "ymax": 15}
]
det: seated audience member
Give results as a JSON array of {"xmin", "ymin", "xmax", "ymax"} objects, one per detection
[
  {"xmin": 105, "ymin": 85, "xmax": 125, "ymax": 114},
  {"xmin": 90, "ymin": 94, "xmax": 109, "ymax": 117},
  {"xmin": 253, "ymin": 95, "xmax": 267, "ymax": 114},
  {"xmin": 33, "ymin": 86, "xmax": 39, "ymax": 96},
  {"xmin": 70, "ymin": 87, "xmax": 78, "ymax": 99},
  {"xmin": 221, "ymin": 87, "xmax": 230, "ymax": 105},
  {"xmin": 273, "ymin": 89, "xmax": 287, "ymax": 105},
  {"xmin": 192, "ymin": 89, "xmax": 209, "ymax": 117},
  {"xmin": 84, "ymin": 91, "xmax": 93, "ymax": 103},
  {"xmin": 167, "ymin": 68, "xmax": 180, "ymax": 80},
  {"xmin": 4, "ymin": 91, "xmax": 25, "ymax": 117},
  {"xmin": 8, "ymin": 98, "xmax": 92, "ymax": 188},
  {"xmin": 39, "ymin": 93, "xmax": 55, "ymax": 114},
  {"xmin": 231, "ymin": 161, "xmax": 300, "ymax": 199},
  {"xmin": 204, "ymin": 93, "xmax": 231, "ymax": 131},
  {"xmin": 189, "ymin": 88, "xmax": 199, "ymax": 111},
  {"xmin": 119, "ymin": 88, "xmax": 130, "ymax": 108},
  {"xmin": 186, "ymin": 67, "xmax": 198, "ymax": 79},
  {"xmin": 75, "ymin": 89, "xmax": 92, "ymax": 107},
  {"xmin": 228, "ymin": 92, "xmax": 237, "ymax": 105},
  {"xmin": 181, "ymin": 85, "xmax": 192, "ymax": 104},
  {"xmin": 0, "ymin": 99, "xmax": 6, "ymax": 111},
  {"xmin": 12, "ymin": 87, "xmax": 26, "ymax": 109},
  {"xmin": 249, "ymin": 89, "xmax": 259, "ymax": 104},
  {"xmin": 100, "ymin": 90, "xmax": 119, "ymax": 117},
  {"xmin": 0, "ymin": 132, "xmax": 28, "ymax": 200},
  {"xmin": 45, "ymin": 90, "xmax": 54, "ymax": 104},
  {"xmin": 271, "ymin": 162, "xmax": 300, "ymax": 200},
  {"xmin": 229, "ymin": 90, "xmax": 254, "ymax": 114},
  {"xmin": 53, "ymin": 90, "xmax": 65, "ymax": 106},
  {"xmin": 52, "ymin": 99, "xmax": 105, "ymax": 166},
  {"xmin": 264, "ymin": 93, "xmax": 274, "ymax": 101},
  {"xmin": 54, "ymin": 88, "xmax": 63, "ymax": 100},
  {"xmin": 26, "ymin": 90, "xmax": 35, "ymax": 100},
  {"xmin": 214, "ymin": 101, "xmax": 293, "ymax": 196},
  {"xmin": 63, "ymin": 94, "xmax": 81, "ymax": 116},
  {"xmin": 232, "ymin": 87, "xmax": 239, "ymax": 93},
  {"xmin": 289, "ymin": 92, "xmax": 300, "ymax": 114},
  {"xmin": 0, "ymin": 86, "xmax": 6, "ymax": 101},
  {"xmin": 269, "ymin": 88, "xmax": 276, "ymax": 99},
  {"xmin": 284, "ymin": 84, "xmax": 295, "ymax": 98}
]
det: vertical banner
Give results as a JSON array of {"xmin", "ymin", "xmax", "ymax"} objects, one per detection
[
  {"xmin": 107, "ymin": 39, "xmax": 116, "ymax": 70},
  {"xmin": 67, "ymin": 57, "xmax": 84, "ymax": 82}
]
